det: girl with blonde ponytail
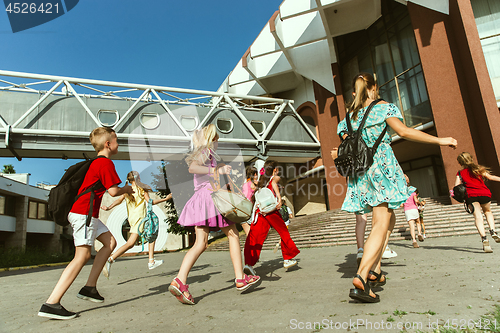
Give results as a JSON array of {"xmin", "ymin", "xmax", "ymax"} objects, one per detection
[
  {"xmin": 101, "ymin": 171, "xmax": 172, "ymax": 277},
  {"xmin": 333, "ymin": 72, "xmax": 457, "ymax": 303},
  {"xmin": 455, "ymin": 152, "xmax": 500, "ymax": 252},
  {"xmin": 168, "ymin": 124, "xmax": 260, "ymax": 305}
]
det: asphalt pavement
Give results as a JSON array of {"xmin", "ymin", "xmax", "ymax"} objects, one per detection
[{"xmin": 1, "ymin": 233, "xmax": 500, "ymax": 333}]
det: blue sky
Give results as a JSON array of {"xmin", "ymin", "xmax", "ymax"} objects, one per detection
[{"xmin": 0, "ymin": 0, "xmax": 282, "ymax": 186}]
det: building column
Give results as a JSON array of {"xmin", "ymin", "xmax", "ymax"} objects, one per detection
[
  {"xmin": 5, "ymin": 196, "xmax": 28, "ymax": 249},
  {"xmin": 46, "ymin": 225, "xmax": 62, "ymax": 253},
  {"xmin": 408, "ymin": 0, "xmax": 500, "ymax": 200},
  {"xmin": 312, "ymin": 63, "xmax": 346, "ymax": 210}
]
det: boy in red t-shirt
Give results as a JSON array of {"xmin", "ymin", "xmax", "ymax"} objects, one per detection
[{"xmin": 38, "ymin": 127, "xmax": 133, "ymax": 320}]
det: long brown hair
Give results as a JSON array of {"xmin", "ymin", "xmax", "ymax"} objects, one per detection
[
  {"xmin": 349, "ymin": 72, "xmax": 378, "ymax": 120},
  {"xmin": 256, "ymin": 160, "xmax": 278, "ymax": 189},
  {"xmin": 457, "ymin": 152, "xmax": 489, "ymax": 178},
  {"xmin": 245, "ymin": 165, "xmax": 257, "ymax": 181},
  {"xmin": 251, "ymin": 160, "xmax": 278, "ymax": 203}
]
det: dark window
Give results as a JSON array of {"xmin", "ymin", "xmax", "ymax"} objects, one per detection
[{"xmin": 0, "ymin": 195, "xmax": 16, "ymax": 217}]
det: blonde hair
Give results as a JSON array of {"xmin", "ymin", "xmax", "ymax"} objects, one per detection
[
  {"xmin": 457, "ymin": 152, "xmax": 489, "ymax": 178},
  {"xmin": 89, "ymin": 127, "xmax": 116, "ymax": 152},
  {"xmin": 185, "ymin": 124, "xmax": 219, "ymax": 166},
  {"xmin": 124, "ymin": 171, "xmax": 151, "ymax": 203},
  {"xmin": 349, "ymin": 72, "xmax": 378, "ymax": 120}
]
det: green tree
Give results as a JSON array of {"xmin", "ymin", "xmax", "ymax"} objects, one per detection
[
  {"xmin": 2, "ymin": 164, "xmax": 15, "ymax": 174},
  {"xmin": 150, "ymin": 161, "xmax": 189, "ymax": 236}
]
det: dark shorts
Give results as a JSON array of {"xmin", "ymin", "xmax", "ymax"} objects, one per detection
[{"xmin": 467, "ymin": 196, "xmax": 491, "ymax": 205}]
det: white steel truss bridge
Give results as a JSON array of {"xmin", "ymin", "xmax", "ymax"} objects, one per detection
[{"xmin": 0, "ymin": 70, "xmax": 321, "ymax": 163}]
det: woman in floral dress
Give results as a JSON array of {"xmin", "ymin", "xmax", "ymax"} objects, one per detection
[{"xmin": 333, "ymin": 72, "xmax": 457, "ymax": 303}]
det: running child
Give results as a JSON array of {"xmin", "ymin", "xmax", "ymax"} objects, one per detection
[{"xmin": 38, "ymin": 127, "xmax": 133, "ymax": 320}]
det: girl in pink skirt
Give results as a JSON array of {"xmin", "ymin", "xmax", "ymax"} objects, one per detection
[{"xmin": 168, "ymin": 124, "xmax": 260, "ymax": 305}]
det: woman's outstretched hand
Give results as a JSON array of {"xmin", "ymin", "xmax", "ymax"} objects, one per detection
[
  {"xmin": 439, "ymin": 137, "xmax": 458, "ymax": 149},
  {"xmin": 101, "ymin": 205, "xmax": 110, "ymax": 211}
]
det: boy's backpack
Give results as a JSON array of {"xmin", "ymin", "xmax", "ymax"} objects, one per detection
[
  {"xmin": 47, "ymin": 156, "xmax": 105, "ymax": 227},
  {"xmin": 138, "ymin": 199, "xmax": 159, "ymax": 251},
  {"xmin": 334, "ymin": 99, "xmax": 387, "ymax": 179},
  {"xmin": 254, "ymin": 176, "xmax": 278, "ymax": 214}
]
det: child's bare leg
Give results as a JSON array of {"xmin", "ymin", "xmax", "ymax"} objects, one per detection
[
  {"xmin": 472, "ymin": 202, "xmax": 486, "ymax": 237},
  {"xmin": 86, "ymin": 231, "xmax": 116, "ymax": 287},
  {"xmin": 241, "ymin": 223, "xmax": 251, "ymax": 236},
  {"xmin": 420, "ymin": 217, "xmax": 426, "ymax": 234},
  {"xmin": 416, "ymin": 221, "xmax": 422, "ymax": 235},
  {"xmin": 355, "ymin": 214, "xmax": 367, "ymax": 250},
  {"xmin": 481, "ymin": 202, "xmax": 496, "ymax": 231},
  {"xmin": 149, "ymin": 241, "xmax": 155, "ymax": 261},
  {"xmin": 110, "ymin": 233, "xmax": 138, "ymax": 261},
  {"xmin": 46, "ymin": 246, "xmax": 92, "ymax": 304},
  {"xmin": 176, "ymin": 226, "xmax": 209, "ymax": 284},
  {"xmin": 408, "ymin": 220, "xmax": 416, "ymax": 242},
  {"xmin": 221, "ymin": 224, "xmax": 243, "ymax": 280}
]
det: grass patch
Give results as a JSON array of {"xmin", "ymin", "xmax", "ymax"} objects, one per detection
[{"xmin": 0, "ymin": 247, "xmax": 74, "ymax": 268}]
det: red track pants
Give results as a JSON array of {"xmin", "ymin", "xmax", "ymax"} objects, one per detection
[{"xmin": 244, "ymin": 210, "xmax": 300, "ymax": 266}]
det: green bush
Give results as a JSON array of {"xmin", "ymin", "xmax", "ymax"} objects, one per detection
[{"xmin": 0, "ymin": 247, "xmax": 74, "ymax": 269}]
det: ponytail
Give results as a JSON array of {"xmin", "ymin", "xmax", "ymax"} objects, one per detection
[{"xmin": 349, "ymin": 72, "xmax": 377, "ymax": 120}]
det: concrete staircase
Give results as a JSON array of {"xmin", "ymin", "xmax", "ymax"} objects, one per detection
[{"xmin": 206, "ymin": 196, "xmax": 500, "ymax": 251}]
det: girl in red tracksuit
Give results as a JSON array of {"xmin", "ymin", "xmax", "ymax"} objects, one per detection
[{"xmin": 243, "ymin": 160, "xmax": 300, "ymax": 276}]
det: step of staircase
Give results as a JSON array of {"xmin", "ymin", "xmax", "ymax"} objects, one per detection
[{"xmin": 206, "ymin": 196, "xmax": 500, "ymax": 251}]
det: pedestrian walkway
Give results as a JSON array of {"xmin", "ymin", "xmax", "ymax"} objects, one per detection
[
  {"xmin": 207, "ymin": 197, "xmax": 500, "ymax": 251},
  {"xmin": 1, "ymin": 234, "xmax": 499, "ymax": 333}
]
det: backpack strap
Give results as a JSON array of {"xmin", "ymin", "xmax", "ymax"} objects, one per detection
[
  {"xmin": 344, "ymin": 99, "xmax": 383, "ymax": 139},
  {"xmin": 357, "ymin": 99, "xmax": 383, "ymax": 132},
  {"xmin": 75, "ymin": 155, "xmax": 107, "ymax": 227},
  {"xmin": 353, "ymin": 99, "xmax": 387, "ymax": 154}
]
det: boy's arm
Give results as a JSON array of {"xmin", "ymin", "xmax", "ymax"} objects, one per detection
[
  {"xmin": 108, "ymin": 184, "xmax": 134, "ymax": 197},
  {"xmin": 101, "ymin": 195, "xmax": 125, "ymax": 211}
]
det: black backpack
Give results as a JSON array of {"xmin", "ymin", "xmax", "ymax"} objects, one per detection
[
  {"xmin": 452, "ymin": 170, "xmax": 474, "ymax": 214},
  {"xmin": 279, "ymin": 204, "xmax": 290, "ymax": 222},
  {"xmin": 48, "ymin": 156, "xmax": 105, "ymax": 227},
  {"xmin": 334, "ymin": 99, "xmax": 387, "ymax": 178}
]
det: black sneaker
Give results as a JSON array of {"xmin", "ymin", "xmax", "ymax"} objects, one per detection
[
  {"xmin": 38, "ymin": 303, "xmax": 77, "ymax": 320},
  {"xmin": 77, "ymin": 286, "xmax": 104, "ymax": 303}
]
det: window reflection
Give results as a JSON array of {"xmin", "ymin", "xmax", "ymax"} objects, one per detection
[{"xmin": 337, "ymin": 0, "xmax": 433, "ymax": 128}]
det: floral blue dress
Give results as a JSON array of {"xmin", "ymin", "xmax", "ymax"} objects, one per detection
[{"xmin": 337, "ymin": 103, "xmax": 412, "ymax": 214}]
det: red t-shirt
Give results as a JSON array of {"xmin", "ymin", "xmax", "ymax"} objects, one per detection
[
  {"xmin": 458, "ymin": 168, "xmax": 491, "ymax": 198},
  {"xmin": 70, "ymin": 157, "xmax": 122, "ymax": 217}
]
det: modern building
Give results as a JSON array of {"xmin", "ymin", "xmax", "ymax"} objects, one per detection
[
  {"xmin": 0, "ymin": 173, "xmax": 183, "ymax": 253},
  {"xmin": 219, "ymin": 0, "xmax": 500, "ymax": 211},
  {"xmin": 0, "ymin": 173, "xmax": 65, "ymax": 252}
]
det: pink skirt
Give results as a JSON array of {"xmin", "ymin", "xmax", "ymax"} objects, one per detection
[{"xmin": 177, "ymin": 184, "xmax": 234, "ymax": 231}]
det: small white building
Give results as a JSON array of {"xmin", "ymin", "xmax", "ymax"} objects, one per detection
[
  {"xmin": 0, "ymin": 173, "xmax": 184, "ymax": 253},
  {"xmin": 0, "ymin": 173, "xmax": 64, "ymax": 252}
]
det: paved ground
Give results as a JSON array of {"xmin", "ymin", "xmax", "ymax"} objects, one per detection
[{"xmin": 1, "ymin": 234, "xmax": 500, "ymax": 333}]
